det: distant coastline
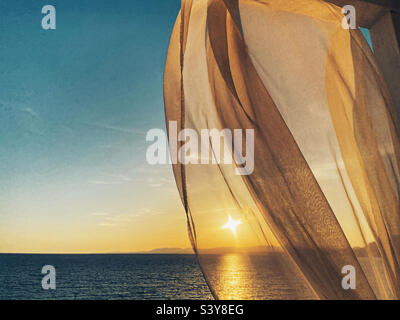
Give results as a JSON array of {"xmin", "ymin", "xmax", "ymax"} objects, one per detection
[{"xmin": 0, "ymin": 241, "xmax": 385, "ymax": 256}]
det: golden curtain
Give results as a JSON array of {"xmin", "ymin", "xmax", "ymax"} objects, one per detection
[{"xmin": 164, "ymin": 0, "xmax": 400, "ymax": 299}]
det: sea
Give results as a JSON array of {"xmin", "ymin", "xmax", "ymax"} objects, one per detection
[
  {"xmin": 0, "ymin": 254, "xmax": 213, "ymax": 300},
  {"xmin": 0, "ymin": 253, "xmax": 320, "ymax": 300}
]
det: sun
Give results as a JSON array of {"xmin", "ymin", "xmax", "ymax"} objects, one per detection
[{"xmin": 222, "ymin": 215, "xmax": 242, "ymax": 236}]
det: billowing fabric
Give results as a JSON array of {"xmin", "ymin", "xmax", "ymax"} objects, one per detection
[{"xmin": 164, "ymin": 0, "xmax": 400, "ymax": 299}]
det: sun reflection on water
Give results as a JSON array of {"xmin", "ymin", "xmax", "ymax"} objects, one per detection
[{"xmin": 199, "ymin": 253, "xmax": 316, "ymax": 299}]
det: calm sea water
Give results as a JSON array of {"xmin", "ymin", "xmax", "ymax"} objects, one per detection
[
  {"xmin": 0, "ymin": 253, "xmax": 318, "ymax": 300},
  {"xmin": 0, "ymin": 254, "xmax": 213, "ymax": 300}
]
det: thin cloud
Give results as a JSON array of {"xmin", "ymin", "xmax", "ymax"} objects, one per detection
[
  {"xmin": 136, "ymin": 208, "xmax": 165, "ymax": 217},
  {"xmin": 89, "ymin": 172, "xmax": 134, "ymax": 186},
  {"xmin": 91, "ymin": 212, "xmax": 109, "ymax": 216},
  {"xmin": 88, "ymin": 180, "xmax": 123, "ymax": 185},
  {"xmin": 21, "ymin": 107, "xmax": 41, "ymax": 119},
  {"xmin": 86, "ymin": 122, "xmax": 144, "ymax": 135},
  {"xmin": 98, "ymin": 144, "xmax": 113, "ymax": 149},
  {"xmin": 98, "ymin": 222, "xmax": 119, "ymax": 227},
  {"xmin": 103, "ymin": 173, "xmax": 132, "ymax": 182},
  {"xmin": 105, "ymin": 216, "xmax": 131, "ymax": 222},
  {"xmin": 149, "ymin": 183, "xmax": 162, "ymax": 188},
  {"xmin": 146, "ymin": 176, "xmax": 175, "ymax": 188},
  {"xmin": 94, "ymin": 213, "xmax": 132, "ymax": 227}
]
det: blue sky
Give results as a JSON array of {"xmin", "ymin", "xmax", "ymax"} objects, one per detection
[
  {"xmin": 0, "ymin": 0, "xmax": 187, "ymax": 253},
  {"xmin": 0, "ymin": 0, "xmax": 179, "ymax": 184},
  {"xmin": 361, "ymin": 27, "xmax": 373, "ymax": 51}
]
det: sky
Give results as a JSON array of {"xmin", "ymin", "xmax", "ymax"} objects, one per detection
[
  {"xmin": 0, "ymin": 0, "xmax": 192, "ymax": 253},
  {"xmin": 360, "ymin": 27, "xmax": 373, "ymax": 51},
  {"xmin": 0, "ymin": 1, "xmax": 376, "ymax": 253}
]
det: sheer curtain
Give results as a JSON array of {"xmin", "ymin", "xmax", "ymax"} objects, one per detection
[{"xmin": 164, "ymin": 0, "xmax": 400, "ymax": 299}]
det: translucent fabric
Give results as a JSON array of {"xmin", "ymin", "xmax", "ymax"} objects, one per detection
[{"xmin": 164, "ymin": 0, "xmax": 400, "ymax": 299}]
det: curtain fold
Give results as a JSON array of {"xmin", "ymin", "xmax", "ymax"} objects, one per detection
[{"xmin": 164, "ymin": 0, "xmax": 400, "ymax": 299}]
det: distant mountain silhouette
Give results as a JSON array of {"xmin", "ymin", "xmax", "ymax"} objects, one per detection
[
  {"xmin": 142, "ymin": 247, "xmax": 194, "ymax": 254},
  {"xmin": 143, "ymin": 239, "xmax": 400, "ymax": 256},
  {"xmin": 142, "ymin": 246, "xmax": 271, "ymax": 254}
]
